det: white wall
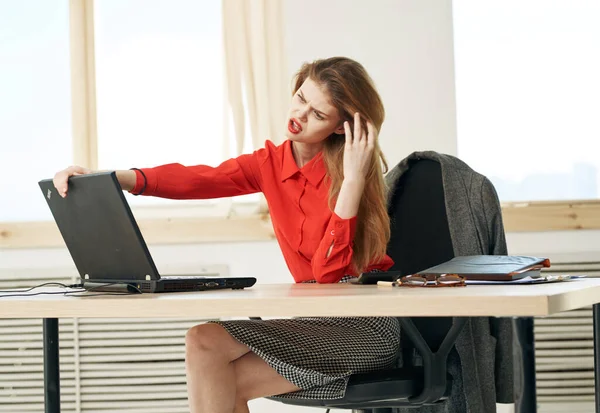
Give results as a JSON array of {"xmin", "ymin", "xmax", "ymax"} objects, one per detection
[{"xmin": 284, "ymin": 0, "xmax": 458, "ymax": 163}]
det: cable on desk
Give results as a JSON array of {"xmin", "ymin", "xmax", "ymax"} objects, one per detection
[
  {"xmin": 0, "ymin": 282, "xmax": 78, "ymax": 293},
  {"xmin": 0, "ymin": 290, "xmax": 84, "ymax": 298},
  {"xmin": 0, "ymin": 281, "xmax": 142, "ymax": 298}
]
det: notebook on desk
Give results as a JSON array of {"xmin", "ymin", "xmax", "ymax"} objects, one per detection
[
  {"xmin": 38, "ymin": 172, "xmax": 256, "ymax": 293},
  {"xmin": 358, "ymin": 255, "xmax": 552, "ymax": 284},
  {"xmin": 465, "ymin": 274, "xmax": 586, "ymax": 285},
  {"xmin": 416, "ymin": 255, "xmax": 552, "ymax": 281}
]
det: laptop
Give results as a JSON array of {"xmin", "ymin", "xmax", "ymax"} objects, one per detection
[{"xmin": 38, "ymin": 171, "xmax": 257, "ymax": 293}]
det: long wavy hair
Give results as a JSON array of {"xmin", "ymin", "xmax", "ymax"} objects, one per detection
[{"xmin": 293, "ymin": 57, "xmax": 390, "ymax": 274}]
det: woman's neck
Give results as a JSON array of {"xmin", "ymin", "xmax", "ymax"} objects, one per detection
[{"xmin": 291, "ymin": 141, "xmax": 323, "ymax": 168}]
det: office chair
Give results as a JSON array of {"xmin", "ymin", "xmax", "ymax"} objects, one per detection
[{"xmin": 269, "ymin": 159, "xmax": 468, "ymax": 412}]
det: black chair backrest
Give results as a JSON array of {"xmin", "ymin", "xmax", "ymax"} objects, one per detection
[{"xmin": 386, "ymin": 159, "xmax": 455, "ymax": 353}]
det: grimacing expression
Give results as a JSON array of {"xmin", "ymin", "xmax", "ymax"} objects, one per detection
[{"xmin": 285, "ymin": 77, "xmax": 345, "ymax": 145}]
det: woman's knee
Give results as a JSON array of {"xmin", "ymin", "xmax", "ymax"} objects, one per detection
[
  {"xmin": 185, "ymin": 323, "xmax": 247, "ymax": 363},
  {"xmin": 185, "ymin": 324, "xmax": 228, "ymax": 357}
]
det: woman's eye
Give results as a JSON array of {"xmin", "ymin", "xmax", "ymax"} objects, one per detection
[
  {"xmin": 314, "ymin": 111, "xmax": 323, "ymax": 120},
  {"xmin": 297, "ymin": 94, "xmax": 305, "ymax": 102}
]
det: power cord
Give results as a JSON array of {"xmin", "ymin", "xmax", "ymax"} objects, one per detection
[
  {"xmin": 0, "ymin": 290, "xmax": 84, "ymax": 298},
  {"xmin": 0, "ymin": 282, "xmax": 80, "ymax": 293},
  {"xmin": 0, "ymin": 281, "xmax": 142, "ymax": 298}
]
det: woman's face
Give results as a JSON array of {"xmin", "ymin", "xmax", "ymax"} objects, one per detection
[{"xmin": 285, "ymin": 77, "xmax": 345, "ymax": 145}]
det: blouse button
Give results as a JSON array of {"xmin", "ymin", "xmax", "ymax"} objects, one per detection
[
  {"xmin": 330, "ymin": 230, "xmax": 335, "ymax": 236},
  {"xmin": 336, "ymin": 222, "xmax": 343, "ymax": 229}
]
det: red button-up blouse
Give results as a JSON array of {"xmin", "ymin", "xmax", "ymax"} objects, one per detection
[{"xmin": 130, "ymin": 139, "xmax": 394, "ymax": 283}]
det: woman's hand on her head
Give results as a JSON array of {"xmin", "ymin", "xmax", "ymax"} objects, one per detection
[
  {"xmin": 334, "ymin": 113, "xmax": 374, "ymax": 218},
  {"xmin": 342, "ymin": 112, "xmax": 376, "ymax": 183},
  {"xmin": 53, "ymin": 165, "xmax": 93, "ymax": 198}
]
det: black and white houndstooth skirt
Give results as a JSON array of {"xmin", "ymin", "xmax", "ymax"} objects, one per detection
[{"xmin": 210, "ymin": 276, "xmax": 401, "ymax": 400}]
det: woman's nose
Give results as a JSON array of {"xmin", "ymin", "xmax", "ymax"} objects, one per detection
[{"xmin": 297, "ymin": 104, "xmax": 310, "ymax": 120}]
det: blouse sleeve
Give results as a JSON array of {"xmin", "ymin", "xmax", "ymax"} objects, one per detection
[
  {"xmin": 129, "ymin": 151, "xmax": 265, "ymax": 200},
  {"xmin": 310, "ymin": 212, "xmax": 358, "ymax": 283},
  {"xmin": 310, "ymin": 213, "xmax": 395, "ymax": 283}
]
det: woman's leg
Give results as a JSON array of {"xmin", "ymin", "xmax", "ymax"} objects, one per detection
[
  {"xmin": 232, "ymin": 351, "xmax": 302, "ymax": 411},
  {"xmin": 185, "ymin": 323, "xmax": 301, "ymax": 413},
  {"xmin": 185, "ymin": 323, "xmax": 249, "ymax": 413}
]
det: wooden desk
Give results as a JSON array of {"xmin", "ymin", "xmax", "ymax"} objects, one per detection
[
  {"xmin": 1, "ymin": 279, "xmax": 600, "ymax": 413},
  {"xmin": 2, "ymin": 279, "xmax": 600, "ymax": 318}
]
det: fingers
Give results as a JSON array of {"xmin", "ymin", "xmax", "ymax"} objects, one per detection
[
  {"xmin": 53, "ymin": 165, "xmax": 92, "ymax": 198},
  {"xmin": 366, "ymin": 121, "xmax": 375, "ymax": 149},
  {"xmin": 53, "ymin": 172, "xmax": 69, "ymax": 198},
  {"xmin": 344, "ymin": 121, "xmax": 352, "ymax": 147},
  {"xmin": 348, "ymin": 113, "xmax": 376, "ymax": 149},
  {"xmin": 353, "ymin": 112, "xmax": 361, "ymax": 142}
]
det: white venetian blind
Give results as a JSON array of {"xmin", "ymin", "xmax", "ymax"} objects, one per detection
[
  {"xmin": 0, "ymin": 267, "xmax": 220, "ymax": 412},
  {"xmin": 0, "ymin": 269, "xmax": 78, "ymax": 411},
  {"xmin": 535, "ymin": 261, "xmax": 600, "ymax": 413}
]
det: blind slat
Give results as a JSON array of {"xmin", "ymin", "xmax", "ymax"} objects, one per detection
[{"xmin": 534, "ymin": 268, "xmax": 597, "ymax": 411}]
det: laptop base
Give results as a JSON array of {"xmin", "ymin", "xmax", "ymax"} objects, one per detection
[{"xmin": 82, "ymin": 277, "xmax": 256, "ymax": 293}]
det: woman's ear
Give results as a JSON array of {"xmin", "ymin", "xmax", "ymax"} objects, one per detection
[{"xmin": 333, "ymin": 122, "xmax": 346, "ymax": 135}]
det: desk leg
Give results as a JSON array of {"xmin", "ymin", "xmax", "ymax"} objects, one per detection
[
  {"xmin": 594, "ymin": 304, "xmax": 599, "ymax": 413},
  {"xmin": 513, "ymin": 317, "xmax": 536, "ymax": 413},
  {"xmin": 43, "ymin": 318, "xmax": 60, "ymax": 413}
]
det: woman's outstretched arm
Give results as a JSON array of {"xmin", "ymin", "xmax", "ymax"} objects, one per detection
[{"xmin": 53, "ymin": 151, "xmax": 265, "ymax": 200}]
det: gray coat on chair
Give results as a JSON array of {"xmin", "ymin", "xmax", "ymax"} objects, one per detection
[{"xmin": 385, "ymin": 151, "xmax": 513, "ymax": 413}]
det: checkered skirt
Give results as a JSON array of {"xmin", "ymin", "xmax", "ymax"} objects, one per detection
[{"xmin": 210, "ymin": 276, "xmax": 401, "ymax": 400}]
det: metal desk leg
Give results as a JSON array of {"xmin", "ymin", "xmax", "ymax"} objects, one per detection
[
  {"xmin": 594, "ymin": 304, "xmax": 600, "ymax": 413},
  {"xmin": 513, "ymin": 317, "xmax": 536, "ymax": 413},
  {"xmin": 43, "ymin": 318, "xmax": 60, "ymax": 413}
]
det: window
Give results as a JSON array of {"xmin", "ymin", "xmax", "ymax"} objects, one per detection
[
  {"xmin": 0, "ymin": 1, "xmax": 72, "ymax": 221},
  {"xmin": 94, "ymin": 0, "xmax": 226, "ymax": 207},
  {"xmin": 453, "ymin": 0, "xmax": 600, "ymax": 201}
]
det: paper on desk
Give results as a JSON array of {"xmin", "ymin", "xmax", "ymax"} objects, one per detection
[{"xmin": 465, "ymin": 274, "xmax": 586, "ymax": 285}]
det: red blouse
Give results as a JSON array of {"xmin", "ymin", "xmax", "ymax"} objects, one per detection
[{"xmin": 130, "ymin": 140, "xmax": 394, "ymax": 283}]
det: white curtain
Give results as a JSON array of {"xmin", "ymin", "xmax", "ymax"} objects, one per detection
[
  {"xmin": 221, "ymin": 0, "xmax": 288, "ymax": 215},
  {"xmin": 222, "ymin": 0, "xmax": 288, "ymax": 156}
]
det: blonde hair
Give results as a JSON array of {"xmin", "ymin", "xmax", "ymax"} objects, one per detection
[{"xmin": 293, "ymin": 57, "xmax": 390, "ymax": 274}]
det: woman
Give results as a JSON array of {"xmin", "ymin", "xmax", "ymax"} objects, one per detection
[{"xmin": 54, "ymin": 57, "xmax": 400, "ymax": 413}]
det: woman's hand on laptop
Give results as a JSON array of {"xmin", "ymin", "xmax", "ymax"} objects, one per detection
[
  {"xmin": 53, "ymin": 165, "xmax": 92, "ymax": 197},
  {"xmin": 53, "ymin": 166, "xmax": 136, "ymax": 197}
]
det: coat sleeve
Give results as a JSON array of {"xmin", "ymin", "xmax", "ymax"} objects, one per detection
[
  {"xmin": 481, "ymin": 177, "xmax": 514, "ymax": 403},
  {"xmin": 481, "ymin": 177, "xmax": 508, "ymax": 256}
]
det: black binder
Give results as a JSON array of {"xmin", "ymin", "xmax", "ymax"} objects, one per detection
[{"xmin": 416, "ymin": 255, "xmax": 551, "ymax": 281}]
